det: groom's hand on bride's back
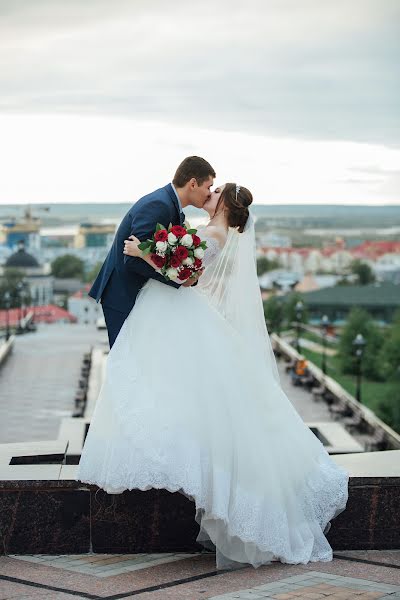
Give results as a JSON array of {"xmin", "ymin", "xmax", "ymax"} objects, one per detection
[{"xmin": 181, "ymin": 269, "xmax": 204, "ymax": 287}]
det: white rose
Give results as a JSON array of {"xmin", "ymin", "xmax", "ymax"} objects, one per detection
[
  {"xmin": 182, "ymin": 256, "xmax": 194, "ymax": 266},
  {"xmin": 165, "ymin": 267, "xmax": 179, "ymax": 280},
  {"xmin": 181, "ymin": 234, "xmax": 194, "ymax": 248},
  {"xmin": 156, "ymin": 241, "xmax": 167, "ymax": 252},
  {"xmin": 168, "ymin": 232, "xmax": 178, "ymax": 245},
  {"xmin": 194, "ymin": 247, "xmax": 205, "ymax": 259}
]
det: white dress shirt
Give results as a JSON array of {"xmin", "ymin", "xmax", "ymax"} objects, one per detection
[{"xmin": 171, "ymin": 182, "xmax": 183, "ymax": 213}]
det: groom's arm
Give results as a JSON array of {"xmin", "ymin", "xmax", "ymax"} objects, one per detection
[{"xmin": 123, "ymin": 199, "xmax": 180, "ymax": 289}]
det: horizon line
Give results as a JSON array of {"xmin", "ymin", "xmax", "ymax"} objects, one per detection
[{"xmin": 0, "ymin": 201, "xmax": 400, "ymax": 208}]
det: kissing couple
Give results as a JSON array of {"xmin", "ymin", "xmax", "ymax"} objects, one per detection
[{"xmin": 76, "ymin": 156, "xmax": 349, "ymax": 571}]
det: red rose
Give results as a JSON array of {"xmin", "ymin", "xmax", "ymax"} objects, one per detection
[
  {"xmin": 192, "ymin": 234, "xmax": 201, "ymax": 247},
  {"xmin": 170, "ymin": 255, "xmax": 181, "ymax": 268},
  {"xmin": 171, "ymin": 225, "xmax": 186, "ymax": 238},
  {"xmin": 151, "ymin": 254, "xmax": 166, "ymax": 268},
  {"xmin": 194, "ymin": 258, "xmax": 203, "ymax": 270},
  {"xmin": 175, "ymin": 246, "xmax": 189, "ymax": 261},
  {"xmin": 178, "ymin": 267, "xmax": 192, "ymax": 281},
  {"xmin": 154, "ymin": 229, "xmax": 168, "ymax": 242}
]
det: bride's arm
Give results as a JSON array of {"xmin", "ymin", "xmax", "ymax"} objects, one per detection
[{"xmin": 123, "ymin": 236, "xmax": 162, "ymax": 269}]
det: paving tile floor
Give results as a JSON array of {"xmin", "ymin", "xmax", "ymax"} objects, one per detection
[
  {"xmin": 9, "ymin": 552, "xmax": 200, "ymax": 578},
  {"xmin": 0, "ymin": 551, "xmax": 399, "ymax": 600}
]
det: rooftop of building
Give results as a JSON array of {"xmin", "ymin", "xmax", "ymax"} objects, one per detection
[
  {"xmin": 5, "ymin": 240, "xmax": 40, "ymax": 269},
  {"xmin": 300, "ymin": 281, "xmax": 400, "ymax": 307}
]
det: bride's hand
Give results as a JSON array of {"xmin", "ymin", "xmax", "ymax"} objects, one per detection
[
  {"xmin": 181, "ymin": 268, "xmax": 204, "ymax": 287},
  {"xmin": 123, "ymin": 235, "xmax": 142, "ymax": 257}
]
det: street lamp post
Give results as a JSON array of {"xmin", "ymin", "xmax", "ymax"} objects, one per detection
[
  {"xmin": 295, "ymin": 300, "xmax": 303, "ymax": 353},
  {"xmin": 23, "ymin": 279, "xmax": 30, "ymax": 325},
  {"xmin": 321, "ymin": 314, "xmax": 330, "ymax": 375},
  {"xmin": 353, "ymin": 333, "xmax": 366, "ymax": 403},
  {"xmin": 4, "ymin": 291, "xmax": 11, "ymax": 341},
  {"xmin": 16, "ymin": 281, "xmax": 24, "ymax": 334}
]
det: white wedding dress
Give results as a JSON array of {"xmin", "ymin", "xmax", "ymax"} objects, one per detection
[{"xmin": 76, "ymin": 220, "xmax": 349, "ymax": 570}]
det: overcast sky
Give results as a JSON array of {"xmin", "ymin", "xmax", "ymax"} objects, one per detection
[{"xmin": 0, "ymin": 0, "xmax": 399, "ymax": 205}]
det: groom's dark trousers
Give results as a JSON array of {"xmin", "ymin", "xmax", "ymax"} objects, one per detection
[
  {"xmin": 101, "ymin": 305, "xmax": 129, "ymax": 349},
  {"xmin": 89, "ymin": 183, "xmax": 184, "ymax": 348}
]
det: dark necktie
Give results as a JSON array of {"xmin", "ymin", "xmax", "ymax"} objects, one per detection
[{"xmin": 179, "ymin": 211, "xmax": 185, "ymax": 225}]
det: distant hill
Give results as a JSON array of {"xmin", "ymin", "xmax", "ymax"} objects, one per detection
[
  {"xmin": 0, "ymin": 203, "xmax": 399, "ymax": 229},
  {"xmin": 252, "ymin": 204, "xmax": 400, "ymax": 229}
]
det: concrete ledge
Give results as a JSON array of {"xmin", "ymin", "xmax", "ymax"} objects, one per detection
[
  {"xmin": 57, "ymin": 417, "xmax": 90, "ymax": 461},
  {"xmin": 332, "ymin": 449, "xmax": 400, "ymax": 478},
  {"xmin": 84, "ymin": 347, "xmax": 107, "ymax": 417},
  {"xmin": 0, "ymin": 440, "xmax": 69, "ymax": 466},
  {"xmin": 0, "ymin": 335, "xmax": 14, "ymax": 368},
  {"xmin": 308, "ymin": 422, "xmax": 364, "ymax": 454}
]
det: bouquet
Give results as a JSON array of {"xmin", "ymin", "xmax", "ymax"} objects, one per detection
[{"xmin": 138, "ymin": 223, "xmax": 207, "ymax": 282}]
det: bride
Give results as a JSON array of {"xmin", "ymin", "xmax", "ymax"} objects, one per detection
[{"xmin": 76, "ymin": 182, "xmax": 349, "ymax": 570}]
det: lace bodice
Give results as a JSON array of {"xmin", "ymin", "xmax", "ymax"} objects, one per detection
[{"xmin": 197, "ymin": 225, "xmax": 222, "ymax": 268}]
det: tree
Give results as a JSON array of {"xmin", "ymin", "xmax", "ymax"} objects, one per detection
[
  {"xmin": 338, "ymin": 308, "xmax": 384, "ymax": 380},
  {"xmin": 0, "ymin": 268, "xmax": 31, "ymax": 309},
  {"xmin": 263, "ymin": 296, "xmax": 284, "ymax": 333},
  {"xmin": 350, "ymin": 259, "xmax": 375, "ymax": 285},
  {"xmin": 336, "ymin": 277, "xmax": 351, "ymax": 286},
  {"xmin": 85, "ymin": 261, "xmax": 103, "ymax": 283},
  {"xmin": 257, "ymin": 256, "xmax": 280, "ymax": 276},
  {"xmin": 283, "ymin": 293, "xmax": 308, "ymax": 327},
  {"xmin": 51, "ymin": 255, "xmax": 85, "ymax": 280},
  {"xmin": 378, "ymin": 311, "xmax": 400, "ymax": 379},
  {"xmin": 376, "ymin": 376, "xmax": 400, "ymax": 434}
]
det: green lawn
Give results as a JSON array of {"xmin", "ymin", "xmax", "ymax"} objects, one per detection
[
  {"xmin": 300, "ymin": 346, "xmax": 393, "ymax": 413},
  {"xmin": 300, "ymin": 330, "xmax": 337, "ymax": 350}
]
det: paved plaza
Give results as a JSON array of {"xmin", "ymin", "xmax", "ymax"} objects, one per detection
[{"xmin": 0, "ymin": 324, "xmax": 107, "ymax": 443}]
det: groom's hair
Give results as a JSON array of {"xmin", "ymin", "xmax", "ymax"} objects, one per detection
[{"xmin": 173, "ymin": 156, "xmax": 216, "ymax": 188}]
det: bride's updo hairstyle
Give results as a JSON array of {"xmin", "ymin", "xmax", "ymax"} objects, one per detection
[{"xmin": 214, "ymin": 183, "xmax": 253, "ymax": 233}]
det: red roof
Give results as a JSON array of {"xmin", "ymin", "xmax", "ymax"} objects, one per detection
[
  {"xmin": 351, "ymin": 241, "xmax": 400, "ymax": 260},
  {"xmin": 261, "ymin": 240, "xmax": 400, "ymax": 262},
  {"xmin": 33, "ymin": 305, "xmax": 77, "ymax": 323},
  {"xmin": 0, "ymin": 305, "xmax": 77, "ymax": 327}
]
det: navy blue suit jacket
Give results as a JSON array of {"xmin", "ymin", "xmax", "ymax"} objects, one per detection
[{"xmin": 89, "ymin": 184, "xmax": 183, "ymax": 314}]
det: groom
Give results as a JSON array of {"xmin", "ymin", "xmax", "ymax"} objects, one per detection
[{"xmin": 89, "ymin": 156, "xmax": 216, "ymax": 348}]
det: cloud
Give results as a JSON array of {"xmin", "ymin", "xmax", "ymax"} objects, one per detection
[
  {"xmin": 0, "ymin": 114, "xmax": 399, "ymax": 205},
  {"xmin": 0, "ymin": 0, "xmax": 399, "ymax": 145}
]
